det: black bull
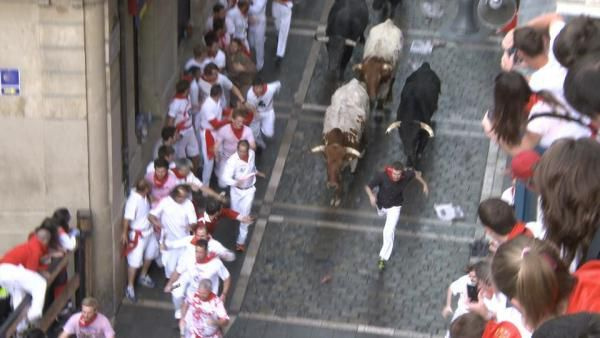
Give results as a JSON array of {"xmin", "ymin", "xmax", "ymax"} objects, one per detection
[
  {"xmin": 386, "ymin": 62, "xmax": 441, "ymax": 168},
  {"xmin": 315, "ymin": 0, "xmax": 369, "ymax": 81}
]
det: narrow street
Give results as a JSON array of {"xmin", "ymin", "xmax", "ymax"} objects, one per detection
[{"xmin": 115, "ymin": 1, "xmax": 503, "ymax": 337}]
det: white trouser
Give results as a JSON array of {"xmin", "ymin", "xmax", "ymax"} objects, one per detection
[
  {"xmin": 376, "ymin": 206, "xmax": 401, "ymax": 261},
  {"xmin": 249, "ymin": 15, "xmax": 266, "ymax": 70},
  {"xmin": 0, "ymin": 264, "xmax": 47, "ymax": 321},
  {"xmin": 127, "ymin": 230, "xmax": 160, "ymax": 269},
  {"xmin": 272, "ymin": 2, "xmax": 292, "ymax": 57},
  {"xmin": 199, "ymin": 129, "xmax": 215, "ymax": 186},
  {"xmin": 171, "ymin": 272, "xmax": 191, "ymax": 319},
  {"xmin": 161, "ymin": 247, "xmax": 185, "ymax": 279},
  {"xmin": 257, "ymin": 109, "xmax": 275, "ymax": 138},
  {"xmin": 231, "ymin": 185, "xmax": 256, "ymax": 245},
  {"xmin": 175, "ymin": 128, "xmax": 200, "ymax": 159}
]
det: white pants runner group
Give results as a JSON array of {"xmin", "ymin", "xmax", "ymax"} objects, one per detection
[
  {"xmin": 376, "ymin": 206, "xmax": 401, "ymax": 261},
  {"xmin": 272, "ymin": 2, "xmax": 292, "ymax": 58},
  {"xmin": 0, "ymin": 263, "xmax": 47, "ymax": 321}
]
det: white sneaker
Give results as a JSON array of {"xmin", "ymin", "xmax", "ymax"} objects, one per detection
[
  {"xmin": 174, "ymin": 309, "xmax": 182, "ymax": 319},
  {"xmin": 125, "ymin": 286, "xmax": 136, "ymax": 302},
  {"xmin": 138, "ymin": 274, "xmax": 156, "ymax": 288}
]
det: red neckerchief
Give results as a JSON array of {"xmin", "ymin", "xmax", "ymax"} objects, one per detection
[
  {"xmin": 174, "ymin": 93, "xmax": 187, "ymax": 99},
  {"xmin": 79, "ymin": 313, "xmax": 98, "ymax": 327},
  {"xmin": 231, "ymin": 123, "xmax": 244, "ymax": 140},
  {"xmin": 153, "ymin": 172, "xmax": 169, "ymax": 188},
  {"xmin": 506, "ymin": 222, "xmax": 533, "ymax": 241},
  {"xmin": 253, "ymin": 84, "xmax": 268, "ymax": 98},
  {"xmin": 196, "ymin": 252, "xmax": 217, "ymax": 264},
  {"xmin": 525, "ymin": 93, "xmax": 540, "ymax": 114},
  {"xmin": 384, "ymin": 166, "xmax": 401, "ymax": 181},
  {"xmin": 172, "ymin": 169, "xmax": 187, "ymax": 180}
]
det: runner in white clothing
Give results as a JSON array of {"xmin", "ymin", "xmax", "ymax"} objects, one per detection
[
  {"xmin": 148, "ymin": 185, "xmax": 198, "ymax": 278},
  {"xmin": 215, "ymin": 110, "xmax": 256, "ymax": 188},
  {"xmin": 248, "ymin": 0, "xmax": 267, "ymax": 71},
  {"xmin": 221, "ymin": 140, "xmax": 265, "ymax": 252},
  {"xmin": 171, "ymin": 158, "xmax": 226, "ymax": 203},
  {"xmin": 166, "ymin": 80, "xmax": 201, "ymax": 170},
  {"xmin": 246, "ymin": 78, "xmax": 281, "ymax": 149},
  {"xmin": 195, "ymin": 85, "xmax": 233, "ymax": 186},
  {"xmin": 164, "ymin": 240, "xmax": 231, "ymax": 319},
  {"xmin": 226, "ymin": 1, "xmax": 250, "ymax": 50},
  {"xmin": 122, "ymin": 179, "xmax": 159, "ymax": 302},
  {"xmin": 197, "ymin": 63, "xmax": 245, "ymax": 109},
  {"xmin": 272, "ymin": 0, "xmax": 293, "ymax": 65}
]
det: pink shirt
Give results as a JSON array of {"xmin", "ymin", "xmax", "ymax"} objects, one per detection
[
  {"xmin": 63, "ymin": 312, "xmax": 115, "ymax": 338},
  {"xmin": 145, "ymin": 171, "xmax": 178, "ymax": 208},
  {"xmin": 216, "ymin": 124, "xmax": 254, "ymax": 163}
]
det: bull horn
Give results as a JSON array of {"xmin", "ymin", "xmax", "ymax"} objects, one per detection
[
  {"xmin": 382, "ymin": 63, "xmax": 393, "ymax": 72},
  {"xmin": 314, "ymin": 34, "xmax": 330, "ymax": 43},
  {"xmin": 419, "ymin": 122, "xmax": 435, "ymax": 138},
  {"xmin": 385, "ymin": 121, "xmax": 402, "ymax": 134},
  {"xmin": 345, "ymin": 147, "xmax": 362, "ymax": 158},
  {"xmin": 344, "ymin": 39, "xmax": 358, "ymax": 47},
  {"xmin": 352, "ymin": 63, "xmax": 363, "ymax": 72},
  {"xmin": 310, "ymin": 145, "xmax": 326, "ymax": 153}
]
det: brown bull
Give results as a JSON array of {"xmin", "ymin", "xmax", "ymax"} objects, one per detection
[{"xmin": 311, "ymin": 128, "xmax": 363, "ymax": 207}]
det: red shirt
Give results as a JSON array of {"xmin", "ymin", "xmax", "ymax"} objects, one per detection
[
  {"xmin": 0, "ymin": 235, "xmax": 48, "ymax": 272},
  {"xmin": 198, "ymin": 208, "xmax": 240, "ymax": 234},
  {"xmin": 566, "ymin": 260, "xmax": 600, "ymax": 314},
  {"xmin": 506, "ymin": 222, "xmax": 533, "ymax": 241}
]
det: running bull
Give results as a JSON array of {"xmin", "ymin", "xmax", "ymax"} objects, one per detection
[
  {"xmin": 311, "ymin": 79, "xmax": 369, "ymax": 207},
  {"xmin": 314, "ymin": 0, "xmax": 369, "ymax": 81},
  {"xmin": 353, "ymin": 19, "xmax": 403, "ymax": 116},
  {"xmin": 386, "ymin": 62, "xmax": 441, "ymax": 168}
]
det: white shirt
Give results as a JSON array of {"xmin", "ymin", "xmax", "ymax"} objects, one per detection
[
  {"xmin": 449, "ymin": 275, "xmax": 476, "ymax": 312},
  {"xmin": 249, "ymin": 0, "xmax": 268, "ymax": 19},
  {"xmin": 226, "ymin": 7, "xmax": 248, "ymax": 41},
  {"xmin": 170, "ymin": 236, "xmax": 235, "ymax": 274},
  {"xmin": 198, "ymin": 74, "xmax": 234, "ymax": 109},
  {"xmin": 167, "ymin": 97, "xmax": 193, "ymax": 131},
  {"xmin": 184, "ymin": 58, "xmax": 205, "ymax": 72},
  {"xmin": 527, "ymin": 101, "xmax": 591, "ymax": 149},
  {"xmin": 528, "ymin": 21, "xmax": 567, "ymax": 104},
  {"xmin": 200, "ymin": 50, "xmax": 227, "ymax": 71},
  {"xmin": 246, "ymin": 81, "xmax": 281, "ymax": 113},
  {"xmin": 150, "ymin": 196, "xmax": 196, "ymax": 241},
  {"xmin": 221, "ymin": 149, "xmax": 257, "ymax": 189},
  {"xmin": 196, "ymin": 96, "xmax": 223, "ymax": 131},
  {"xmin": 124, "ymin": 190, "xmax": 152, "ymax": 233},
  {"xmin": 178, "ymin": 256, "xmax": 230, "ymax": 296},
  {"xmin": 173, "ymin": 170, "xmax": 203, "ymax": 188}
]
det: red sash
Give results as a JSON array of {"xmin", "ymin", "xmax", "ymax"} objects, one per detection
[
  {"xmin": 122, "ymin": 230, "xmax": 142, "ymax": 257},
  {"xmin": 205, "ymin": 130, "xmax": 216, "ymax": 160}
]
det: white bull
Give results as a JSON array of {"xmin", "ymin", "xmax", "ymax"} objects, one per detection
[{"xmin": 354, "ymin": 19, "xmax": 403, "ymax": 111}]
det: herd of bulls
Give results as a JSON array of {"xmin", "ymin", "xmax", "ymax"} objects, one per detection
[{"xmin": 311, "ymin": 0, "xmax": 442, "ymax": 206}]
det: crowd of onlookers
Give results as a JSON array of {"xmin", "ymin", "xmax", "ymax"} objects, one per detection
[{"xmin": 444, "ymin": 11, "xmax": 600, "ymax": 338}]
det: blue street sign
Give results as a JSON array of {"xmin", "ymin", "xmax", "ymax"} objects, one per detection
[{"xmin": 1, "ymin": 69, "xmax": 20, "ymax": 96}]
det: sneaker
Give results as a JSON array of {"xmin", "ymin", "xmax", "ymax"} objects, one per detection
[
  {"xmin": 138, "ymin": 274, "xmax": 156, "ymax": 288},
  {"xmin": 235, "ymin": 244, "xmax": 246, "ymax": 252},
  {"xmin": 174, "ymin": 309, "xmax": 182, "ymax": 320},
  {"xmin": 377, "ymin": 259, "xmax": 386, "ymax": 271},
  {"xmin": 125, "ymin": 286, "xmax": 137, "ymax": 302}
]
